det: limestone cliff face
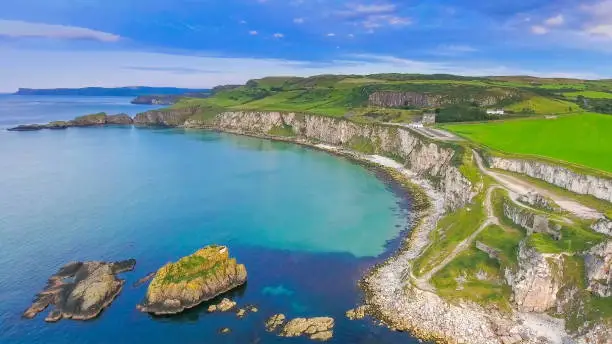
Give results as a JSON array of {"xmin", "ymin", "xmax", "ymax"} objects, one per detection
[
  {"xmin": 197, "ymin": 111, "xmax": 473, "ymax": 211},
  {"xmin": 506, "ymin": 241, "xmax": 564, "ymax": 312},
  {"xmin": 503, "ymin": 200, "xmax": 561, "ymax": 237},
  {"xmin": 584, "ymin": 240, "xmax": 612, "ymax": 297},
  {"xmin": 592, "ymin": 218, "xmax": 612, "ymax": 236},
  {"xmin": 367, "ymin": 90, "xmax": 517, "ymax": 108},
  {"xmin": 488, "ymin": 156, "xmax": 612, "ymax": 203},
  {"xmin": 133, "ymin": 107, "xmax": 199, "ymax": 127}
]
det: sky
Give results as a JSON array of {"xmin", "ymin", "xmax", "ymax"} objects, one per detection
[{"xmin": 1, "ymin": 0, "xmax": 612, "ymax": 91}]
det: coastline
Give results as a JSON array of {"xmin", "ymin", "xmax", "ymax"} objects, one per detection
[{"xmin": 8, "ymin": 115, "xmax": 607, "ymax": 343}]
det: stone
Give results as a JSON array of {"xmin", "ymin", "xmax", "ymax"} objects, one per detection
[
  {"xmin": 585, "ymin": 240, "xmax": 612, "ymax": 297},
  {"xmin": 137, "ymin": 245, "xmax": 246, "ymax": 315},
  {"xmin": 207, "ymin": 305, "xmax": 217, "ymax": 313},
  {"xmin": 219, "ymin": 327, "xmax": 231, "ymax": 335},
  {"xmin": 279, "ymin": 317, "xmax": 334, "ymax": 341},
  {"xmin": 133, "ymin": 272, "xmax": 156, "ymax": 288},
  {"xmin": 23, "ymin": 259, "xmax": 135, "ymax": 322},
  {"xmin": 506, "ymin": 242, "xmax": 563, "ymax": 312},
  {"xmin": 236, "ymin": 308, "xmax": 246, "ymax": 318},
  {"xmin": 70, "ymin": 113, "xmax": 107, "ymax": 126},
  {"xmin": 345, "ymin": 305, "xmax": 369, "ymax": 320},
  {"xmin": 265, "ymin": 314, "xmax": 286, "ymax": 332},
  {"xmin": 7, "ymin": 124, "xmax": 46, "ymax": 131},
  {"xmin": 592, "ymin": 218, "xmax": 612, "ymax": 236}
]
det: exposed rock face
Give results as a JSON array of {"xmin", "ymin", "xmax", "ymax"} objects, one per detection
[
  {"xmin": 279, "ymin": 317, "xmax": 334, "ymax": 341},
  {"xmin": 206, "ymin": 298, "xmax": 236, "ymax": 313},
  {"xmin": 137, "ymin": 245, "xmax": 247, "ymax": 315},
  {"xmin": 517, "ymin": 191, "xmax": 558, "ymax": 212},
  {"xmin": 369, "ymin": 91, "xmax": 439, "ymax": 108},
  {"xmin": 592, "ymin": 218, "xmax": 612, "ymax": 236},
  {"xmin": 503, "ymin": 199, "xmax": 561, "ymax": 238},
  {"xmin": 191, "ymin": 111, "xmax": 474, "ymax": 211},
  {"xmin": 367, "ymin": 90, "xmax": 517, "ymax": 109},
  {"xmin": 265, "ymin": 314, "xmax": 286, "ymax": 332},
  {"xmin": 71, "ymin": 113, "xmax": 107, "ymax": 126},
  {"xmin": 133, "ymin": 107, "xmax": 199, "ymax": 126},
  {"xmin": 584, "ymin": 240, "xmax": 612, "ymax": 297},
  {"xmin": 345, "ymin": 305, "xmax": 369, "ymax": 320},
  {"xmin": 506, "ymin": 242, "xmax": 563, "ymax": 312},
  {"xmin": 23, "ymin": 259, "xmax": 136, "ymax": 322},
  {"xmin": 488, "ymin": 156, "xmax": 612, "ymax": 203},
  {"xmin": 106, "ymin": 113, "xmax": 133, "ymax": 125}
]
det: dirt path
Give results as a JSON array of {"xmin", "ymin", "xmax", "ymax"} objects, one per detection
[
  {"xmin": 415, "ymin": 186, "xmax": 500, "ymax": 289},
  {"xmin": 473, "ymin": 150, "xmax": 601, "ymax": 219}
]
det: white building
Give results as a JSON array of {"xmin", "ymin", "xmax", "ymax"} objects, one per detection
[{"xmin": 486, "ymin": 109, "xmax": 505, "ymax": 115}]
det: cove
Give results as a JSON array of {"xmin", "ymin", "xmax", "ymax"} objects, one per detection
[{"xmin": 0, "ymin": 126, "xmax": 422, "ymax": 343}]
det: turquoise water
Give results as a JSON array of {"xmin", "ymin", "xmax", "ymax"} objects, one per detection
[{"xmin": 0, "ymin": 96, "xmax": 420, "ymax": 343}]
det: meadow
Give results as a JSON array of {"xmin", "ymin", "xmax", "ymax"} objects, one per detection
[{"xmin": 442, "ymin": 113, "xmax": 612, "ymax": 173}]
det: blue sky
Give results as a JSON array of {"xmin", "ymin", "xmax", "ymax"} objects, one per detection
[{"xmin": 1, "ymin": 0, "xmax": 612, "ymax": 91}]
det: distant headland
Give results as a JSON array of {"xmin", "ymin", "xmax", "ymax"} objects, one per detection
[{"xmin": 13, "ymin": 86, "xmax": 211, "ymax": 98}]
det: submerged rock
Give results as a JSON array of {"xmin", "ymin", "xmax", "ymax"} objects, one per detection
[
  {"xmin": 219, "ymin": 327, "xmax": 231, "ymax": 335},
  {"xmin": 207, "ymin": 298, "xmax": 237, "ymax": 313},
  {"xmin": 345, "ymin": 305, "xmax": 369, "ymax": 320},
  {"xmin": 279, "ymin": 317, "xmax": 334, "ymax": 341},
  {"xmin": 137, "ymin": 245, "xmax": 247, "ymax": 315},
  {"xmin": 23, "ymin": 259, "xmax": 136, "ymax": 322},
  {"xmin": 133, "ymin": 272, "xmax": 156, "ymax": 288},
  {"xmin": 265, "ymin": 314, "xmax": 286, "ymax": 332}
]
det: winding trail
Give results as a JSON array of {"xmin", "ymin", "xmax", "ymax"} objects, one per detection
[
  {"xmin": 473, "ymin": 150, "xmax": 602, "ymax": 220},
  {"xmin": 415, "ymin": 186, "xmax": 500, "ymax": 288}
]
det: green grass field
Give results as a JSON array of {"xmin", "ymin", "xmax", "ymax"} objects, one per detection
[
  {"xmin": 563, "ymin": 91, "xmax": 612, "ymax": 99},
  {"xmin": 442, "ymin": 113, "xmax": 612, "ymax": 173},
  {"xmin": 505, "ymin": 96, "xmax": 578, "ymax": 114}
]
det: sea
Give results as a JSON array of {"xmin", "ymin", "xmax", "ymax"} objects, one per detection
[{"xmin": 0, "ymin": 95, "xmax": 423, "ymax": 343}]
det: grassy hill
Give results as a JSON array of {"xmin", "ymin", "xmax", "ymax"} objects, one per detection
[
  {"xmin": 174, "ymin": 74, "xmax": 612, "ymax": 123},
  {"xmin": 171, "ymin": 73, "xmax": 612, "ymax": 172}
]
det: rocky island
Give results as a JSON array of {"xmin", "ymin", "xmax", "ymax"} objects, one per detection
[
  {"xmin": 23, "ymin": 259, "xmax": 136, "ymax": 322},
  {"xmin": 137, "ymin": 245, "xmax": 247, "ymax": 315},
  {"xmin": 8, "ymin": 112, "xmax": 133, "ymax": 131}
]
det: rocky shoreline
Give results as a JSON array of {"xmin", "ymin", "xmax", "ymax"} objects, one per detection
[{"xmin": 10, "ymin": 110, "xmax": 611, "ymax": 343}]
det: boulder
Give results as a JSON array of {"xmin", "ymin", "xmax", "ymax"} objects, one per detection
[
  {"xmin": 585, "ymin": 240, "xmax": 612, "ymax": 297},
  {"xmin": 137, "ymin": 245, "xmax": 247, "ymax": 315},
  {"xmin": 23, "ymin": 259, "xmax": 136, "ymax": 322},
  {"xmin": 265, "ymin": 314, "xmax": 286, "ymax": 332},
  {"xmin": 345, "ymin": 305, "xmax": 369, "ymax": 320},
  {"xmin": 279, "ymin": 317, "xmax": 334, "ymax": 341}
]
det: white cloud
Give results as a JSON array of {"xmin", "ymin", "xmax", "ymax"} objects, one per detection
[
  {"xmin": 336, "ymin": 2, "xmax": 410, "ymax": 31},
  {"xmin": 326, "ymin": 33, "xmax": 336, "ymax": 37},
  {"xmin": 531, "ymin": 25, "xmax": 549, "ymax": 35},
  {"xmin": 0, "ymin": 20, "xmax": 120, "ymax": 42},
  {"xmin": 586, "ymin": 24, "xmax": 612, "ymax": 38},
  {"xmin": 273, "ymin": 33, "xmax": 284, "ymax": 38},
  {"xmin": 544, "ymin": 15, "xmax": 564, "ymax": 26},
  {"xmin": 293, "ymin": 18, "xmax": 305, "ymax": 24},
  {"xmin": 249, "ymin": 30, "xmax": 258, "ymax": 35}
]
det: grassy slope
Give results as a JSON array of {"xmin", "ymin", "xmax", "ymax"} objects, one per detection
[
  {"xmin": 442, "ymin": 113, "xmax": 612, "ymax": 173},
  {"xmin": 563, "ymin": 91, "xmax": 612, "ymax": 99},
  {"xmin": 505, "ymin": 96, "xmax": 578, "ymax": 114}
]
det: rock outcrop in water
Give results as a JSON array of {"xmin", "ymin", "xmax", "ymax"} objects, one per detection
[
  {"xmin": 279, "ymin": 317, "xmax": 335, "ymax": 341},
  {"xmin": 7, "ymin": 113, "xmax": 133, "ymax": 131},
  {"xmin": 133, "ymin": 107, "xmax": 199, "ymax": 126},
  {"xmin": 488, "ymin": 156, "xmax": 612, "ymax": 203},
  {"xmin": 23, "ymin": 259, "xmax": 136, "ymax": 322},
  {"xmin": 137, "ymin": 245, "xmax": 247, "ymax": 315}
]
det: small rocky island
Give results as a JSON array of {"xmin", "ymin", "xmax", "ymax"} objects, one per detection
[
  {"xmin": 137, "ymin": 245, "xmax": 247, "ymax": 315},
  {"xmin": 23, "ymin": 259, "xmax": 136, "ymax": 322},
  {"xmin": 8, "ymin": 112, "xmax": 133, "ymax": 131}
]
